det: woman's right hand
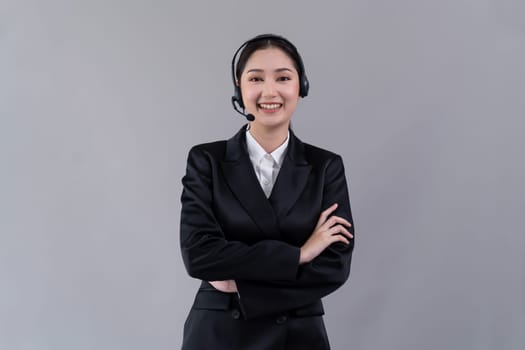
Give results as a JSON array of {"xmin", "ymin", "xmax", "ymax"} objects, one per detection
[
  {"xmin": 209, "ymin": 280, "xmax": 238, "ymax": 293},
  {"xmin": 299, "ymin": 203, "xmax": 353, "ymax": 264}
]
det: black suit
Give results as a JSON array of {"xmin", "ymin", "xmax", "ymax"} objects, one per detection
[{"xmin": 180, "ymin": 126, "xmax": 355, "ymax": 350}]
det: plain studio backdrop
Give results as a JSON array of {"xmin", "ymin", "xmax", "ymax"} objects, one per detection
[{"xmin": 1, "ymin": 1, "xmax": 524, "ymax": 349}]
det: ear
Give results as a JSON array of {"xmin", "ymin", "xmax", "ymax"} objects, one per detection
[{"xmin": 235, "ymin": 79, "xmax": 240, "ymax": 87}]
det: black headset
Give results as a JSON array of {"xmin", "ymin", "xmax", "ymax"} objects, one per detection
[{"xmin": 231, "ymin": 34, "xmax": 310, "ymax": 118}]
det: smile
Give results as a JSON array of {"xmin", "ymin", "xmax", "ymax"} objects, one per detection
[{"xmin": 258, "ymin": 103, "xmax": 282, "ymax": 110}]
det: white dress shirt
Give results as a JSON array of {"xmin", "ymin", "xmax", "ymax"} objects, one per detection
[{"xmin": 245, "ymin": 129, "xmax": 289, "ymax": 198}]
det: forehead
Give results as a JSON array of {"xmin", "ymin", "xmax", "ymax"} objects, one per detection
[{"xmin": 243, "ymin": 48, "xmax": 297, "ymax": 71}]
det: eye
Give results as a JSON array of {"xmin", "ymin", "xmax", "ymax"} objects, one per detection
[
  {"xmin": 277, "ymin": 76, "xmax": 291, "ymax": 82},
  {"xmin": 248, "ymin": 77, "xmax": 263, "ymax": 82}
]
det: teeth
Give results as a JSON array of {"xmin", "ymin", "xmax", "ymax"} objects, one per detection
[{"xmin": 259, "ymin": 103, "xmax": 281, "ymax": 109}]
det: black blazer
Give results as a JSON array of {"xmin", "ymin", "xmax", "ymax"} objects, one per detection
[{"xmin": 180, "ymin": 126, "xmax": 355, "ymax": 350}]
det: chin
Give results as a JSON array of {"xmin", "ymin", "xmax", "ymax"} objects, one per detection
[{"xmin": 253, "ymin": 117, "xmax": 290, "ymax": 130}]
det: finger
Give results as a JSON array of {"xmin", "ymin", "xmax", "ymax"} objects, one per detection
[
  {"xmin": 326, "ymin": 215, "xmax": 352, "ymax": 228},
  {"xmin": 332, "ymin": 233, "xmax": 350, "ymax": 245},
  {"xmin": 321, "ymin": 216, "xmax": 352, "ymax": 233},
  {"xmin": 340, "ymin": 226, "xmax": 354, "ymax": 239},
  {"xmin": 320, "ymin": 203, "xmax": 338, "ymax": 223},
  {"xmin": 316, "ymin": 203, "xmax": 338, "ymax": 228},
  {"xmin": 325, "ymin": 234, "xmax": 350, "ymax": 245},
  {"xmin": 339, "ymin": 237, "xmax": 350, "ymax": 245},
  {"xmin": 209, "ymin": 281, "xmax": 222, "ymax": 291},
  {"xmin": 328, "ymin": 225, "xmax": 354, "ymax": 239}
]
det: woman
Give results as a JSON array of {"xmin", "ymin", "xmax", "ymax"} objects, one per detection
[{"xmin": 180, "ymin": 34, "xmax": 355, "ymax": 350}]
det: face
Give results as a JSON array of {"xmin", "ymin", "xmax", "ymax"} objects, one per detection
[{"xmin": 239, "ymin": 48, "xmax": 300, "ymax": 130}]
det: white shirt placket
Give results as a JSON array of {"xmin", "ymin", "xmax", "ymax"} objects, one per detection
[{"xmin": 259, "ymin": 154, "xmax": 275, "ymax": 198}]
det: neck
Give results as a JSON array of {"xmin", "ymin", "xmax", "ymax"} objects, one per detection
[{"xmin": 248, "ymin": 122, "xmax": 289, "ymax": 153}]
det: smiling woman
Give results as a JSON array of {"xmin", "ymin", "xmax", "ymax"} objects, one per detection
[{"xmin": 179, "ymin": 34, "xmax": 355, "ymax": 350}]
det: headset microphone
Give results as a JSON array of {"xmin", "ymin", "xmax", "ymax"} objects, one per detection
[{"xmin": 231, "ymin": 96, "xmax": 255, "ymax": 121}]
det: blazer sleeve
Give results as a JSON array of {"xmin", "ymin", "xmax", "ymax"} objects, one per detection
[
  {"xmin": 180, "ymin": 145, "xmax": 301, "ymax": 282},
  {"xmin": 235, "ymin": 155, "xmax": 355, "ymax": 319}
]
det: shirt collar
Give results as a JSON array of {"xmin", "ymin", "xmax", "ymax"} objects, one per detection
[{"xmin": 246, "ymin": 128, "xmax": 289, "ymax": 167}]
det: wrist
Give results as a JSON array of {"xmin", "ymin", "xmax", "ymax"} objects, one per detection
[{"xmin": 299, "ymin": 247, "xmax": 309, "ymax": 265}]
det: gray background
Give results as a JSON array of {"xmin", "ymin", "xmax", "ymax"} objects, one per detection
[{"xmin": 1, "ymin": 1, "xmax": 524, "ymax": 349}]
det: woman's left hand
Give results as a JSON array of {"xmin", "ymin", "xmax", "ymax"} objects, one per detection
[{"xmin": 209, "ymin": 280, "xmax": 238, "ymax": 293}]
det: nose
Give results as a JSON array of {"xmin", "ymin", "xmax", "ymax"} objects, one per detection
[{"xmin": 262, "ymin": 80, "xmax": 277, "ymax": 97}]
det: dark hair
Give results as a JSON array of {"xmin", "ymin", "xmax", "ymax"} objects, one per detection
[{"xmin": 235, "ymin": 37, "xmax": 304, "ymax": 82}]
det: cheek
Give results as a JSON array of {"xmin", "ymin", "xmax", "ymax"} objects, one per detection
[
  {"xmin": 284, "ymin": 89, "xmax": 300, "ymax": 106},
  {"xmin": 285, "ymin": 83, "xmax": 301, "ymax": 100},
  {"xmin": 241, "ymin": 87, "xmax": 258, "ymax": 104}
]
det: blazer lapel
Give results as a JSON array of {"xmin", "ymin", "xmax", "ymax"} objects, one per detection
[
  {"xmin": 269, "ymin": 130, "xmax": 312, "ymax": 220},
  {"xmin": 220, "ymin": 126, "xmax": 281, "ymax": 240}
]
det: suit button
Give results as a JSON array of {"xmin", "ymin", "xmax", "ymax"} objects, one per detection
[
  {"xmin": 231, "ymin": 309, "xmax": 241, "ymax": 320},
  {"xmin": 275, "ymin": 315, "xmax": 287, "ymax": 325}
]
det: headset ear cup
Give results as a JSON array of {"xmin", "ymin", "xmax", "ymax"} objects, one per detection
[
  {"xmin": 233, "ymin": 87, "xmax": 244, "ymax": 108},
  {"xmin": 300, "ymin": 74, "xmax": 309, "ymax": 98}
]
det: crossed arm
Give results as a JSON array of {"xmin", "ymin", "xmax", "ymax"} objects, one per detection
[
  {"xmin": 210, "ymin": 202, "xmax": 352, "ymax": 290},
  {"xmin": 180, "ymin": 147, "xmax": 355, "ymax": 319}
]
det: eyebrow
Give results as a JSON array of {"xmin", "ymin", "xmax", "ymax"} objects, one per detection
[{"xmin": 246, "ymin": 68, "xmax": 294, "ymax": 74}]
